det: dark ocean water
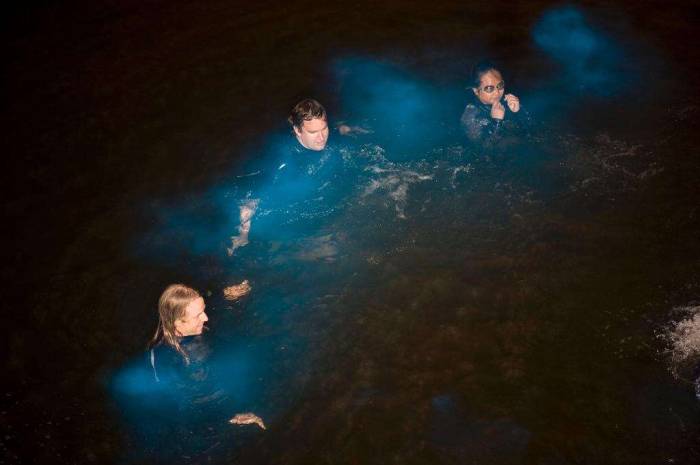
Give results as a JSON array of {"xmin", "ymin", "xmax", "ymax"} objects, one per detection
[{"xmin": 4, "ymin": 1, "xmax": 700, "ymax": 463}]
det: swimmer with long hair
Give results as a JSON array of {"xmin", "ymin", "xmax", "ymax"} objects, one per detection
[{"xmin": 149, "ymin": 284, "xmax": 265, "ymax": 430}]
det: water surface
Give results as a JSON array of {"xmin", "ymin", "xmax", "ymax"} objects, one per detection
[{"xmin": 4, "ymin": 1, "xmax": 700, "ymax": 464}]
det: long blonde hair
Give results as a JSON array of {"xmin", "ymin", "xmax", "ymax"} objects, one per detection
[{"xmin": 149, "ymin": 284, "xmax": 201, "ymax": 363}]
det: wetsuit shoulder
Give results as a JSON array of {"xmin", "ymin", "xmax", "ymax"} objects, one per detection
[
  {"xmin": 150, "ymin": 342, "xmax": 185, "ymax": 385},
  {"xmin": 460, "ymin": 103, "xmax": 490, "ymax": 141}
]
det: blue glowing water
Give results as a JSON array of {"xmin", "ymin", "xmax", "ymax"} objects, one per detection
[{"xmin": 101, "ymin": 6, "xmax": 700, "ymax": 464}]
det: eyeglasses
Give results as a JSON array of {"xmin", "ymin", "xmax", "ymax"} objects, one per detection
[{"xmin": 479, "ymin": 81, "xmax": 505, "ymax": 93}]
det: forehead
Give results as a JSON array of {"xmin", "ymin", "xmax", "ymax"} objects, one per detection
[
  {"xmin": 301, "ymin": 117, "xmax": 328, "ymax": 132},
  {"xmin": 480, "ymin": 70, "xmax": 503, "ymax": 84},
  {"xmin": 184, "ymin": 297, "xmax": 205, "ymax": 317}
]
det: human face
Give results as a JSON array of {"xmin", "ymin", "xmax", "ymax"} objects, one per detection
[
  {"xmin": 473, "ymin": 70, "xmax": 505, "ymax": 106},
  {"xmin": 294, "ymin": 117, "xmax": 329, "ymax": 151},
  {"xmin": 174, "ymin": 297, "xmax": 208, "ymax": 337}
]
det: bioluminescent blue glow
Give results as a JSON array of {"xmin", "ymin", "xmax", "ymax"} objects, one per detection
[
  {"xmin": 144, "ymin": 186, "xmax": 246, "ymax": 258},
  {"xmin": 532, "ymin": 6, "xmax": 627, "ymax": 95},
  {"xmin": 331, "ymin": 57, "xmax": 457, "ymax": 157},
  {"xmin": 134, "ymin": 129, "xmax": 358, "ymax": 262},
  {"xmin": 111, "ymin": 356, "xmax": 165, "ymax": 397},
  {"xmin": 120, "ymin": 50, "xmax": 561, "ymax": 462}
]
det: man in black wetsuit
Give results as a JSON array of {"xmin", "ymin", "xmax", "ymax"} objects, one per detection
[
  {"xmin": 228, "ymin": 98, "xmax": 364, "ymax": 257},
  {"xmin": 148, "ymin": 284, "xmax": 264, "ymax": 462},
  {"xmin": 460, "ymin": 62, "xmax": 528, "ymax": 148}
]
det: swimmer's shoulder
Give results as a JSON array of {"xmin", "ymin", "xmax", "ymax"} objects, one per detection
[
  {"xmin": 460, "ymin": 102, "xmax": 486, "ymax": 124},
  {"xmin": 274, "ymin": 141, "xmax": 304, "ymax": 167}
]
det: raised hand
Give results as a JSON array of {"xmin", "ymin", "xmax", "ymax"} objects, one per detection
[
  {"xmin": 504, "ymin": 94, "xmax": 520, "ymax": 113},
  {"xmin": 491, "ymin": 100, "xmax": 506, "ymax": 120}
]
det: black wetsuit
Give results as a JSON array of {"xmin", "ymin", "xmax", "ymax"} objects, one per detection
[
  {"xmin": 273, "ymin": 143, "xmax": 356, "ymax": 217},
  {"xmin": 460, "ymin": 95, "xmax": 529, "ymax": 148},
  {"xmin": 249, "ymin": 137, "xmax": 363, "ymax": 242},
  {"xmin": 149, "ymin": 336, "xmax": 230, "ymax": 461},
  {"xmin": 150, "ymin": 336, "xmax": 226, "ymax": 413}
]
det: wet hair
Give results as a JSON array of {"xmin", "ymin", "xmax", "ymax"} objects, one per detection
[
  {"xmin": 470, "ymin": 60, "xmax": 502, "ymax": 89},
  {"xmin": 149, "ymin": 284, "xmax": 201, "ymax": 363},
  {"xmin": 288, "ymin": 98, "xmax": 327, "ymax": 131}
]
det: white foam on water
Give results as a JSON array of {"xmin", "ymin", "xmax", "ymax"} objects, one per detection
[
  {"xmin": 660, "ymin": 304, "xmax": 700, "ymax": 391},
  {"xmin": 450, "ymin": 164, "xmax": 474, "ymax": 189},
  {"xmin": 666, "ymin": 305, "xmax": 700, "ymax": 363},
  {"xmin": 361, "ymin": 164, "xmax": 433, "ymax": 219},
  {"xmin": 562, "ymin": 133, "xmax": 664, "ymax": 194}
]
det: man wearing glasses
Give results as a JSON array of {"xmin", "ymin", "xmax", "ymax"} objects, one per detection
[{"xmin": 460, "ymin": 61, "xmax": 523, "ymax": 145}]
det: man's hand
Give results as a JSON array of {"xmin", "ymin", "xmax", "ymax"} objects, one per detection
[
  {"xmin": 338, "ymin": 124, "xmax": 372, "ymax": 137},
  {"xmin": 504, "ymin": 94, "xmax": 520, "ymax": 113},
  {"xmin": 229, "ymin": 413, "xmax": 266, "ymax": 429},
  {"xmin": 227, "ymin": 199, "xmax": 259, "ymax": 256},
  {"xmin": 223, "ymin": 280, "xmax": 252, "ymax": 301},
  {"xmin": 240, "ymin": 199, "xmax": 259, "ymax": 224},
  {"xmin": 491, "ymin": 100, "xmax": 506, "ymax": 120}
]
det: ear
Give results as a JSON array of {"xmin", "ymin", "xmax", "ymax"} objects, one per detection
[
  {"xmin": 293, "ymin": 125, "xmax": 302, "ymax": 137},
  {"xmin": 173, "ymin": 319, "xmax": 185, "ymax": 335},
  {"xmin": 472, "ymin": 87, "xmax": 479, "ymax": 97}
]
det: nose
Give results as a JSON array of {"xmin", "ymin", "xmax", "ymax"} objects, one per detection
[{"xmin": 201, "ymin": 312, "xmax": 209, "ymax": 322}]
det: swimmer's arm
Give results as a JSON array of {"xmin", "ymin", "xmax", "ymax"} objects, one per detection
[
  {"xmin": 460, "ymin": 106, "xmax": 483, "ymax": 141},
  {"xmin": 337, "ymin": 122, "xmax": 372, "ymax": 137}
]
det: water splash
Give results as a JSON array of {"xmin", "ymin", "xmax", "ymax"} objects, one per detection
[
  {"xmin": 661, "ymin": 304, "xmax": 700, "ymax": 388},
  {"xmin": 361, "ymin": 165, "xmax": 433, "ymax": 219}
]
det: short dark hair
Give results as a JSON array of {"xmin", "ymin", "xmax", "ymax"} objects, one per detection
[
  {"xmin": 288, "ymin": 99, "xmax": 327, "ymax": 130},
  {"xmin": 470, "ymin": 60, "xmax": 501, "ymax": 88}
]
